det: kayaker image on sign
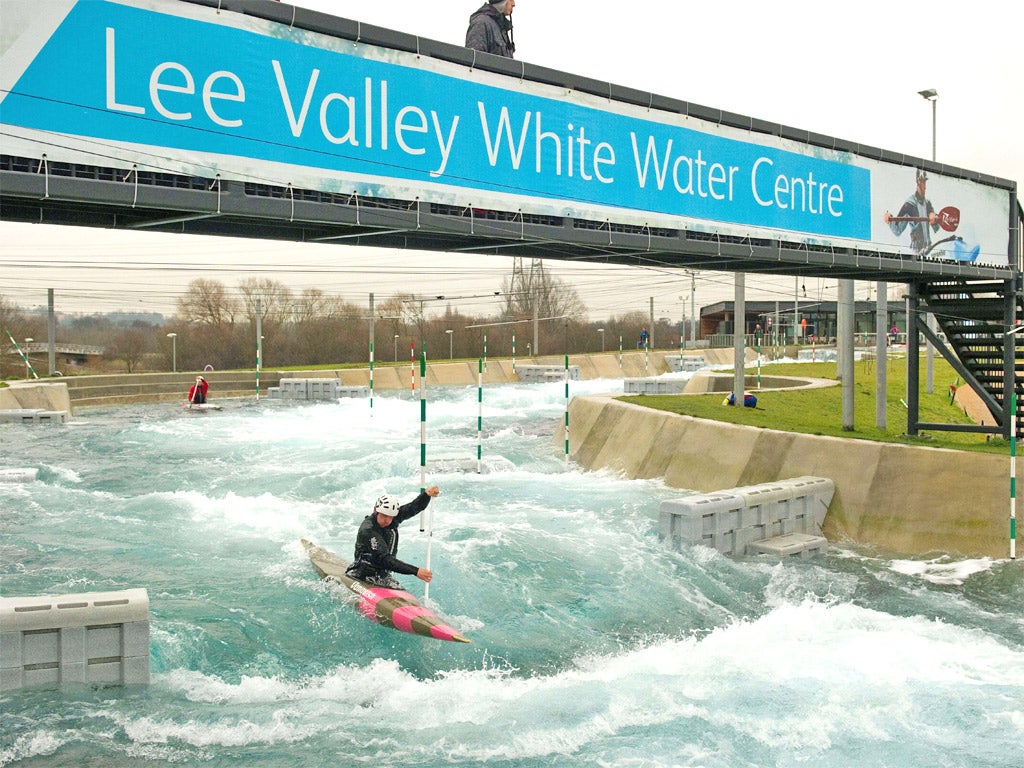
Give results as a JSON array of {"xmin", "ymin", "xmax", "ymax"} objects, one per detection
[{"xmin": 882, "ymin": 169, "xmax": 980, "ymax": 262}]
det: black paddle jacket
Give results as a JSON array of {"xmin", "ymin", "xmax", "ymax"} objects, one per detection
[
  {"xmin": 348, "ymin": 492, "xmax": 432, "ymax": 580},
  {"xmin": 465, "ymin": 3, "xmax": 514, "ymax": 58}
]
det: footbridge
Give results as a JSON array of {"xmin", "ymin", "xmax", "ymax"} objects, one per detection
[{"xmin": 1, "ymin": 0, "xmax": 1020, "ymax": 434}]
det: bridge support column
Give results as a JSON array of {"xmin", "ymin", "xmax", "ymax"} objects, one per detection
[{"xmin": 907, "ymin": 284, "xmax": 921, "ymax": 436}]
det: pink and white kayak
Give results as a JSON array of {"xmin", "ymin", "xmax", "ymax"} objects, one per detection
[{"xmin": 300, "ymin": 538, "xmax": 470, "ymax": 644}]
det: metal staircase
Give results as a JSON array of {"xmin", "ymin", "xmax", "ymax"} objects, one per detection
[{"xmin": 916, "ymin": 277, "xmax": 1024, "ymax": 437}]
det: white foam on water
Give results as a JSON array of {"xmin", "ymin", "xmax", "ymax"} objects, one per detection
[
  {"xmin": 889, "ymin": 556, "xmax": 996, "ymax": 585},
  {"xmin": 112, "ymin": 598, "xmax": 1024, "ymax": 765}
]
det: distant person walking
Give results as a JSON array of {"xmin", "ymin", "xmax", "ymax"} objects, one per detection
[
  {"xmin": 466, "ymin": 0, "xmax": 515, "ymax": 58},
  {"xmin": 638, "ymin": 327, "xmax": 649, "ymax": 349}
]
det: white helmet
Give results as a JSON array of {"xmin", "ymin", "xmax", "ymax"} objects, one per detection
[{"xmin": 374, "ymin": 494, "xmax": 400, "ymax": 516}]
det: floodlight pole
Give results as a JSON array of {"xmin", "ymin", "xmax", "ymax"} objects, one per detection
[{"xmin": 919, "ymin": 88, "xmax": 938, "ymax": 395}]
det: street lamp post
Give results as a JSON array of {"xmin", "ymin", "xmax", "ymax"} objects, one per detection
[
  {"xmin": 446, "ymin": 329, "xmax": 453, "ymax": 360},
  {"xmin": 597, "ymin": 328, "xmax": 605, "ymax": 352},
  {"xmin": 918, "ymin": 88, "xmax": 937, "ymax": 161},
  {"xmin": 24, "ymin": 338, "xmax": 32, "ymax": 378},
  {"xmin": 919, "ymin": 88, "xmax": 938, "ymax": 394},
  {"xmin": 166, "ymin": 332, "xmax": 177, "ymax": 372}
]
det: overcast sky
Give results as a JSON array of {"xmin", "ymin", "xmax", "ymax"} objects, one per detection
[{"xmin": 2, "ymin": 0, "xmax": 1020, "ymax": 321}]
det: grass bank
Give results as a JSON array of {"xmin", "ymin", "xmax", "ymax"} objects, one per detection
[{"xmin": 619, "ymin": 357, "xmax": 1010, "ymax": 456}]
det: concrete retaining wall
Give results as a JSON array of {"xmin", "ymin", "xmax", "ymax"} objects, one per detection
[{"xmin": 569, "ymin": 395, "xmax": 1016, "ymax": 558}]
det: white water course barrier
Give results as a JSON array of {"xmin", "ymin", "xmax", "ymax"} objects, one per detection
[
  {"xmin": 0, "ymin": 588, "xmax": 150, "ymax": 691},
  {"xmin": 0, "ymin": 409, "xmax": 69, "ymax": 424},
  {"xmin": 515, "ymin": 365, "xmax": 580, "ymax": 383},
  {"xmin": 267, "ymin": 378, "xmax": 369, "ymax": 401},
  {"xmin": 659, "ymin": 476, "xmax": 834, "ymax": 558},
  {"xmin": 663, "ymin": 355, "xmax": 708, "ymax": 373},
  {"xmin": 623, "ymin": 377, "xmax": 689, "ymax": 394},
  {"xmin": 0, "ymin": 468, "xmax": 39, "ymax": 483}
]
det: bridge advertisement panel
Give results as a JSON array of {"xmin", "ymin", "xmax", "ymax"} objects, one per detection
[{"xmin": 0, "ymin": 0, "xmax": 1011, "ymax": 266}]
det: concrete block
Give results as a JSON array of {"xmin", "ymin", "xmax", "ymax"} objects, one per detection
[
  {"xmin": 338, "ymin": 386, "xmax": 370, "ymax": 399},
  {"xmin": 0, "ymin": 468, "xmax": 38, "ymax": 483},
  {"xmin": 88, "ymin": 660, "xmax": 124, "ymax": 685},
  {"xmin": 664, "ymin": 355, "xmax": 707, "ymax": 373},
  {"xmin": 659, "ymin": 478, "xmax": 834, "ymax": 558},
  {"xmin": 750, "ymin": 533, "xmax": 828, "ymax": 558},
  {"xmin": 23, "ymin": 629, "xmax": 58, "ymax": 665},
  {"xmin": 60, "ymin": 626, "xmax": 85, "ymax": 665},
  {"xmin": 307, "ymin": 379, "xmax": 338, "ymax": 399},
  {"xmin": 24, "ymin": 666, "xmax": 58, "ymax": 687},
  {"xmin": 61, "ymin": 661, "xmax": 87, "ymax": 684},
  {"xmin": 623, "ymin": 377, "xmax": 688, "ymax": 394},
  {"xmin": 0, "ymin": 409, "xmax": 44, "ymax": 423},
  {"xmin": 0, "ymin": 589, "xmax": 150, "ymax": 690},
  {"xmin": 123, "ymin": 653, "xmax": 151, "ymax": 685},
  {"xmin": 0, "ymin": 630, "xmax": 22, "ymax": 668},
  {"xmin": 737, "ymin": 505, "xmax": 762, "ymax": 528},
  {"xmin": 517, "ymin": 365, "xmax": 580, "ymax": 383},
  {"xmin": 36, "ymin": 411, "xmax": 69, "ymax": 424},
  {"xmin": 122, "ymin": 621, "xmax": 149, "ymax": 658}
]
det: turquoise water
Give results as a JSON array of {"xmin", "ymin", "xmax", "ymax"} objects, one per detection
[{"xmin": 2, "ymin": 378, "xmax": 1023, "ymax": 767}]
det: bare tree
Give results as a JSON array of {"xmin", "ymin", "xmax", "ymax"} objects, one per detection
[
  {"xmin": 109, "ymin": 328, "xmax": 150, "ymax": 373},
  {"xmin": 293, "ymin": 288, "xmax": 329, "ymax": 324},
  {"xmin": 177, "ymin": 279, "xmax": 239, "ymax": 326},
  {"xmin": 0, "ymin": 295, "xmax": 26, "ymax": 379},
  {"xmin": 238, "ymin": 277, "xmax": 294, "ymax": 326}
]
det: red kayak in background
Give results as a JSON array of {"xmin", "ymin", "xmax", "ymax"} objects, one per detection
[{"xmin": 300, "ymin": 538, "xmax": 470, "ymax": 644}]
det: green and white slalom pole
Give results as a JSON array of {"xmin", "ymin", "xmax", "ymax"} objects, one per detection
[
  {"xmin": 483, "ymin": 331, "xmax": 488, "ymax": 372},
  {"xmin": 419, "ymin": 343, "xmax": 427, "ymax": 493},
  {"xmin": 1012, "ymin": 388, "xmax": 1017, "ymax": 560},
  {"xmin": 6, "ymin": 330, "xmax": 38, "ymax": 379},
  {"xmin": 477, "ymin": 358, "xmax": 484, "ymax": 473},
  {"xmin": 419, "ymin": 342, "xmax": 435, "ymax": 600},
  {"xmin": 369, "ymin": 340, "xmax": 374, "ymax": 415},
  {"xmin": 564, "ymin": 353, "xmax": 570, "ymax": 465}
]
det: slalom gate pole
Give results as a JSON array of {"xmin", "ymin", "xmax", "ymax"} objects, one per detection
[
  {"xmin": 369, "ymin": 340, "xmax": 374, "ymax": 414},
  {"xmin": 410, "ymin": 341, "xmax": 415, "ymax": 393},
  {"xmin": 419, "ymin": 343, "xmax": 427, "ymax": 531},
  {"xmin": 679, "ymin": 330, "xmax": 683, "ymax": 368},
  {"xmin": 6, "ymin": 330, "xmax": 38, "ymax": 379},
  {"xmin": 423, "ymin": 501, "xmax": 434, "ymax": 602},
  {"xmin": 1012, "ymin": 388, "xmax": 1018, "ymax": 560},
  {"xmin": 644, "ymin": 342, "xmax": 649, "ymax": 372},
  {"xmin": 619, "ymin": 335, "xmax": 622, "ymax": 369},
  {"xmin": 512, "ymin": 333, "xmax": 516, "ymax": 373},
  {"xmin": 564, "ymin": 353, "xmax": 570, "ymax": 465},
  {"xmin": 477, "ymin": 357, "xmax": 483, "ymax": 474},
  {"xmin": 255, "ymin": 336, "xmax": 261, "ymax": 401},
  {"xmin": 483, "ymin": 331, "xmax": 488, "ymax": 372}
]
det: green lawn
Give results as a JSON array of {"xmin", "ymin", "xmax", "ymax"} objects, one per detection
[{"xmin": 618, "ymin": 355, "xmax": 1012, "ymax": 455}]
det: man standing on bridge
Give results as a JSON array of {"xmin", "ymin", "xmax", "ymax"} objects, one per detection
[{"xmin": 466, "ymin": 0, "xmax": 515, "ymax": 58}]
